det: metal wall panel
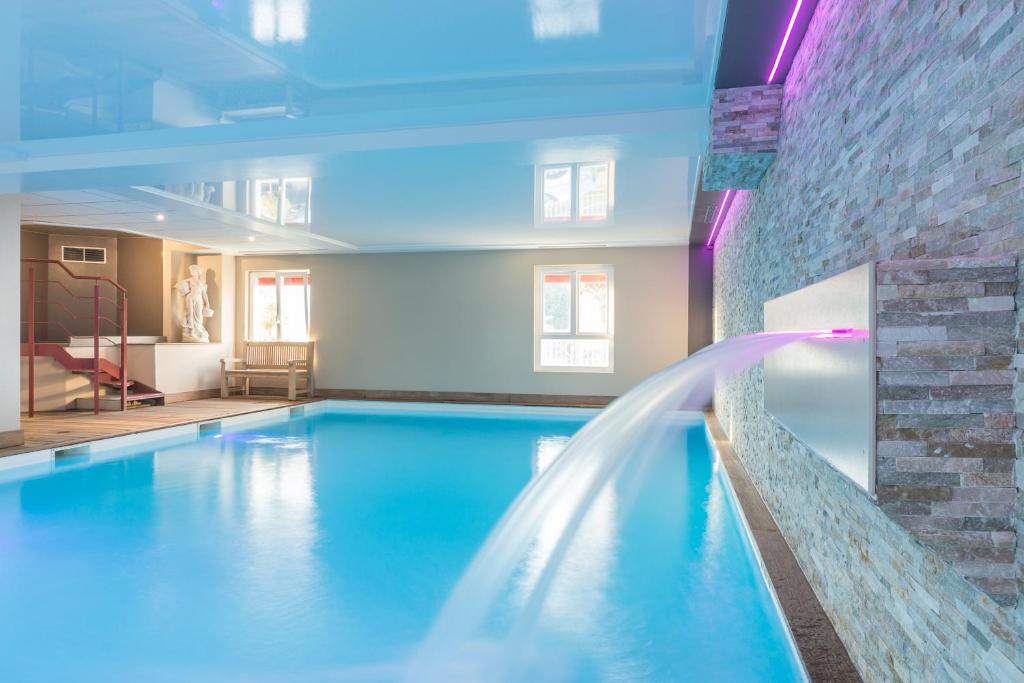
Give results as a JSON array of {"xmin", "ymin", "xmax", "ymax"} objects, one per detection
[{"xmin": 763, "ymin": 263, "xmax": 875, "ymax": 494}]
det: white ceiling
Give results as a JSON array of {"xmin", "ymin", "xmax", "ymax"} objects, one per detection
[{"xmin": 21, "ymin": 189, "xmax": 350, "ymax": 254}]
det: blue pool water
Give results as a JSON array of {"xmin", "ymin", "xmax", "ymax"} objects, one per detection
[{"xmin": 0, "ymin": 405, "xmax": 804, "ymax": 682}]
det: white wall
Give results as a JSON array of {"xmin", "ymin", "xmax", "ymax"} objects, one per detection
[
  {"xmin": 20, "ymin": 357, "xmax": 93, "ymax": 411},
  {"xmin": 236, "ymin": 247, "xmax": 688, "ymax": 397},
  {"xmin": 159, "ymin": 248, "xmax": 235, "ymax": 396}
]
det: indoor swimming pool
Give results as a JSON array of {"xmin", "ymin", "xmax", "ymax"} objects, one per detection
[{"xmin": 0, "ymin": 403, "xmax": 805, "ymax": 682}]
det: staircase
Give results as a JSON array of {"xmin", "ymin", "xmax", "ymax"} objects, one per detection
[
  {"xmin": 21, "ymin": 258, "xmax": 165, "ymax": 414},
  {"xmin": 22, "ymin": 343, "xmax": 165, "ymax": 410}
]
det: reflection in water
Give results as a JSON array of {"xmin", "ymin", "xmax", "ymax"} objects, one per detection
[
  {"xmin": 531, "ymin": 0, "xmax": 601, "ymax": 40},
  {"xmin": 252, "ymin": 0, "xmax": 309, "ymax": 45},
  {"xmin": 516, "ymin": 436, "xmax": 617, "ymax": 638},
  {"xmin": 241, "ymin": 438, "xmax": 318, "ymax": 607},
  {"xmin": 700, "ymin": 459, "xmax": 727, "ymax": 585},
  {"xmin": 155, "ymin": 434, "xmax": 320, "ymax": 622}
]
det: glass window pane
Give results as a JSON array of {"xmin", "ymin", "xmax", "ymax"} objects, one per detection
[
  {"xmin": 542, "ymin": 167, "xmax": 572, "ymax": 221},
  {"xmin": 540, "ymin": 338, "xmax": 610, "ymax": 368},
  {"xmin": 279, "ymin": 274, "xmax": 309, "ymax": 340},
  {"xmin": 577, "ymin": 163, "xmax": 609, "ymax": 221},
  {"xmin": 283, "ymin": 178, "xmax": 310, "ymax": 224},
  {"xmin": 577, "ymin": 272, "xmax": 608, "ymax": 334},
  {"xmin": 542, "ymin": 273, "xmax": 571, "ymax": 333},
  {"xmin": 250, "ymin": 274, "xmax": 279, "ymax": 340},
  {"xmin": 254, "ymin": 179, "xmax": 281, "ymax": 222}
]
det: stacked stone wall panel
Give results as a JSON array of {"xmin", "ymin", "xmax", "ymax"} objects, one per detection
[{"xmin": 711, "ymin": 0, "xmax": 1024, "ymax": 680}]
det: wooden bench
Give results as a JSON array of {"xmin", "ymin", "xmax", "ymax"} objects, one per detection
[{"xmin": 221, "ymin": 341, "xmax": 315, "ymax": 401}]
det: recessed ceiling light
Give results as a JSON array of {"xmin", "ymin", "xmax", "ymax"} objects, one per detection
[
  {"xmin": 248, "ymin": 236, "xmax": 256, "ymax": 242},
  {"xmin": 155, "ymin": 213, "xmax": 166, "ymax": 222}
]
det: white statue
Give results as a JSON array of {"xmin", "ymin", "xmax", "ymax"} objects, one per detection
[{"xmin": 175, "ymin": 264, "xmax": 214, "ymax": 343}]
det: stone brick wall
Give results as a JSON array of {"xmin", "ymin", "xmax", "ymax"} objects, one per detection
[
  {"xmin": 709, "ymin": 85, "xmax": 783, "ymax": 154},
  {"xmin": 711, "ymin": 0, "xmax": 1024, "ymax": 680},
  {"xmin": 704, "ymin": 85, "xmax": 782, "ymax": 190},
  {"xmin": 876, "ymin": 256, "xmax": 1018, "ymax": 604}
]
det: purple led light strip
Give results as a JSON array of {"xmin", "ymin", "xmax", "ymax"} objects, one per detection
[
  {"xmin": 768, "ymin": 0, "xmax": 805, "ymax": 83},
  {"xmin": 704, "ymin": 189, "xmax": 734, "ymax": 248},
  {"xmin": 706, "ymin": 0, "xmax": 806, "ymax": 248}
]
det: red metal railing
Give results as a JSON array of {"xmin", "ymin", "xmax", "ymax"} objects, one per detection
[{"xmin": 22, "ymin": 258, "xmax": 128, "ymax": 416}]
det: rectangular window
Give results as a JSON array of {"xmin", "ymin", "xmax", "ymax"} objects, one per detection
[
  {"xmin": 534, "ymin": 265, "xmax": 614, "ymax": 373},
  {"xmin": 247, "ymin": 271, "xmax": 310, "ymax": 341},
  {"xmin": 249, "ymin": 177, "xmax": 312, "ymax": 225},
  {"xmin": 536, "ymin": 161, "xmax": 614, "ymax": 226}
]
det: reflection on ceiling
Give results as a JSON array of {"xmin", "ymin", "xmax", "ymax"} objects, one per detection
[
  {"xmin": 531, "ymin": 0, "xmax": 601, "ymax": 41},
  {"xmin": 7, "ymin": 0, "xmax": 729, "ymax": 253}
]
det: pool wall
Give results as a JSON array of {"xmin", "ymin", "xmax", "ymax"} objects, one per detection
[{"xmin": 712, "ymin": 0, "xmax": 1024, "ymax": 680}]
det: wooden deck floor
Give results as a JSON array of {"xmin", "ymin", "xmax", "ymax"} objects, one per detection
[{"xmin": 1, "ymin": 398, "xmax": 318, "ymax": 459}]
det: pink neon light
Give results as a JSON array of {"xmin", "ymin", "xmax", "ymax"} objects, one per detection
[
  {"xmin": 707, "ymin": 1, "xmax": 807, "ymax": 248},
  {"xmin": 705, "ymin": 189, "xmax": 735, "ymax": 248},
  {"xmin": 809, "ymin": 328, "xmax": 870, "ymax": 340},
  {"xmin": 768, "ymin": 0, "xmax": 805, "ymax": 83}
]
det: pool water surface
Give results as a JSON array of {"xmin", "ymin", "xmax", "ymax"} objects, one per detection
[{"xmin": 0, "ymin": 404, "xmax": 804, "ymax": 682}]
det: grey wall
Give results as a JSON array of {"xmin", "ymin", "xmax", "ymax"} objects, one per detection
[
  {"xmin": 236, "ymin": 247, "xmax": 689, "ymax": 397},
  {"xmin": 687, "ymin": 245, "xmax": 713, "ymax": 355},
  {"xmin": 712, "ymin": 0, "xmax": 1023, "ymax": 681}
]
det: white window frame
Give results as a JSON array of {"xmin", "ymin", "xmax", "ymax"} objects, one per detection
[
  {"xmin": 533, "ymin": 264, "xmax": 615, "ymax": 374},
  {"xmin": 534, "ymin": 161, "xmax": 615, "ymax": 227},
  {"xmin": 248, "ymin": 177, "xmax": 312, "ymax": 225},
  {"xmin": 246, "ymin": 270, "xmax": 311, "ymax": 341}
]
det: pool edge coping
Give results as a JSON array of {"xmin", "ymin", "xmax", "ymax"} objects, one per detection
[
  {"xmin": 1, "ymin": 400, "xmax": 703, "ymax": 480},
  {"xmin": 704, "ymin": 409, "xmax": 862, "ymax": 683}
]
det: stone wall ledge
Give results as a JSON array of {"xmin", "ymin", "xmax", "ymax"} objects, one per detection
[{"xmin": 878, "ymin": 255, "xmax": 1018, "ymax": 270}]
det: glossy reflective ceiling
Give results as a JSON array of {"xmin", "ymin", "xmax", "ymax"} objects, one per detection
[{"xmin": 5, "ymin": 0, "xmax": 728, "ymax": 252}]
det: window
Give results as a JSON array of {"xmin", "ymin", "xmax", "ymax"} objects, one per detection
[
  {"xmin": 536, "ymin": 161, "xmax": 614, "ymax": 226},
  {"xmin": 534, "ymin": 265, "xmax": 613, "ymax": 372},
  {"xmin": 249, "ymin": 177, "xmax": 311, "ymax": 225},
  {"xmin": 247, "ymin": 271, "xmax": 310, "ymax": 341}
]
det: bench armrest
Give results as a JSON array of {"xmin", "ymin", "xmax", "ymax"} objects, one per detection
[
  {"xmin": 287, "ymin": 359, "xmax": 309, "ymax": 369},
  {"xmin": 221, "ymin": 358, "xmax": 246, "ymax": 369}
]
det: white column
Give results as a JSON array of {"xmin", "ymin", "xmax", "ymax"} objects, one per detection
[
  {"xmin": 0, "ymin": 195, "xmax": 22, "ymax": 440},
  {"xmin": 0, "ymin": 3, "xmax": 23, "ymax": 441}
]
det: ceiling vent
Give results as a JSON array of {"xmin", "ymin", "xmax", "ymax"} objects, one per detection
[{"xmin": 61, "ymin": 246, "xmax": 107, "ymax": 264}]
